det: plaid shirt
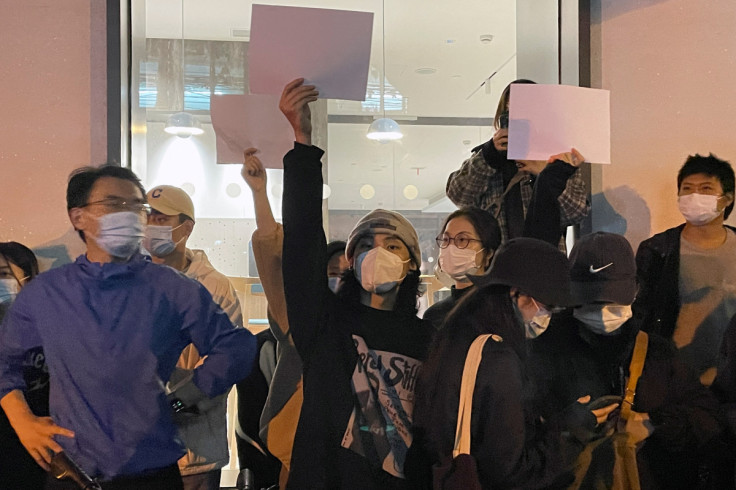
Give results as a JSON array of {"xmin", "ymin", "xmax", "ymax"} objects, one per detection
[{"xmin": 446, "ymin": 142, "xmax": 589, "ymax": 248}]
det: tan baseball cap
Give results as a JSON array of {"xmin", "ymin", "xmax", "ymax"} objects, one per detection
[{"xmin": 146, "ymin": 185, "xmax": 195, "ymax": 221}]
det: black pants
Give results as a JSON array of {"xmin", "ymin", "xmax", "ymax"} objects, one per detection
[{"xmin": 45, "ymin": 464, "xmax": 183, "ymax": 490}]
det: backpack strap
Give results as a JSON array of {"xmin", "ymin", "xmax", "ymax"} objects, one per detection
[{"xmin": 620, "ymin": 331, "xmax": 648, "ymax": 421}]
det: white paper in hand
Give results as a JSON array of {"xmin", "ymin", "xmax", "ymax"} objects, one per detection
[
  {"xmin": 211, "ymin": 94, "xmax": 293, "ymax": 168},
  {"xmin": 507, "ymin": 84, "xmax": 611, "ymax": 164},
  {"xmin": 248, "ymin": 4, "xmax": 374, "ymax": 101}
]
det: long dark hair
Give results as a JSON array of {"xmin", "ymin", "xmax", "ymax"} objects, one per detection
[
  {"xmin": 413, "ymin": 284, "xmax": 524, "ymax": 458},
  {"xmin": 337, "ymin": 267, "xmax": 421, "ymax": 317}
]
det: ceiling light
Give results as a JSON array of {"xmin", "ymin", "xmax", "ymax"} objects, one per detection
[
  {"xmin": 479, "ymin": 34, "xmax": 494, "ymax": 44},
  {"xmin": 360, "ymin": 184, "xmax": 375, "ymax": 199},
  {"xmin": 403, "ymin": 185, "xmax": 419, "ymax": 200},
  {"xmin": 366, "ymin": 118, "xmax": 403, "ymax": 141},
  {"xmin": 366, "ymin": 0, "xmax": 403, "ymax": 142},
  {"xmin": 165, "ymin": 112, "xmax": 204, "ymax": 138}
]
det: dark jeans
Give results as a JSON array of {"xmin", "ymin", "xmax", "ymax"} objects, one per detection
[{"xmin": 45, "ymin": 464, "xmax": 183, "ymax": 490}]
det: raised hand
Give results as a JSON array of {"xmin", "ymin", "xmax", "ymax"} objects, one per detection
[
  {"xmin": 241, "ymin": 147, "xmax": 267, "ymax": 193},
  {"xmin": 547, "ymin": 147, "xmax": 586, "ymax": 167},
  {"xmin": 279, "ymin": 78, "xmax": 319, "ymax": 145}
]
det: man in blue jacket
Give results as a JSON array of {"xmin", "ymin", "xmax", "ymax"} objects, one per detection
[{"xmin": 0, "ymin": 165, "xmax": 256, "ymax": 489}]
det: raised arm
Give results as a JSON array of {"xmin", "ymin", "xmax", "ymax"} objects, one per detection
[
  {"xmin": 279, "ymin": 79, "xmax": 329, "ymax": 364},
  {"xmin": 446, "ymin": 140, "xmax": 504, "ymax": 209},
  {"xmin": 524, "ymin": 148, "xmax": 586, "ymax": 245},
  {"xmin": 242, "ymin": 148, "xmax": 290, "ymax": 340}
]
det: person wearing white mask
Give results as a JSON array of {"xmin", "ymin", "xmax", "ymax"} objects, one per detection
[
  {"xmin": 0, "ymin": 165, "xmax": 256, "ymax": 489},
  {"xmin": 634, "ymin": 153, "xmax": 736, "ymax": 386},
  {"xmin": 145, "ymin": 185, "xmax": 244, "ymax": 490},
  {"xmin": 529, "ymin": 231, "xmax": 727, "ymax": 489},
  {"xmin": 424, "ymin": 207, "xmax": 501, "ymax": 330},
  {"xmin": 278, "ymin": 78, "xmax": 434, "ymax": 489},
  {"xmin": 0, "ymin": 242, "xmax": 47, "ymax": 490}
]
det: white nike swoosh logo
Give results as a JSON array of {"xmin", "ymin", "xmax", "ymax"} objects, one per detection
[{"xmin": 589, "ymin": 263, "xmax": 613, "ymax": 274}]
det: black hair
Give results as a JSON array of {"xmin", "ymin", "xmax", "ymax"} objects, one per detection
[
  {"xmin": 66, "ymin": 165, "xmax": 147, "ymax": 240},
  {"xmin": 67, "ymin": 165, "xmax": 146, "ymax": 211},
  {"xmin": 326, "ymin": 240, "xmax": 347, "ymax": 262},
  {"xmin": 677, "ymin": 153, "xmax": 735, "ymax": 219},
  {"xmin": 336, "ymin": 268, "xmax": 421, "ymax": 317},
  {"xmin": 413, "ymin": 285, "xmax": 524, "ymax": 458},
  {"xmin": 0, "ymin": 242, "xmax": 39, "ymax": 282},
  {"xmin": 493, "ymin": 79, "xmax": 536, "ymax": 130},
  {"xmin": 440, "ymin": 207, "xmax": 502, "ymax": 255}
]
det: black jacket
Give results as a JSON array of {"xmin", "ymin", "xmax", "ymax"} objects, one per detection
[
  {"xmin": 633, "ymin": 223, "xmax": 736, "ymax": 338},
  {"xmin": 282, "ymin": 143, "xmax": 433, "ymax": 489},
  {"xmin": 529, "ymin": 312, "xmax": 724, "ymax": 489}
]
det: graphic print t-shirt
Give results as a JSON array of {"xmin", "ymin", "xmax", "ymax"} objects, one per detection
[{"xmin": 342, "ymin": 334, "xmax": 421, "ymax": 478}]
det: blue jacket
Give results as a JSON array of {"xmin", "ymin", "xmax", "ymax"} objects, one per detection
[{"xmin": 0, "ymin": 254, "xmax": 256, "ymax": 480}]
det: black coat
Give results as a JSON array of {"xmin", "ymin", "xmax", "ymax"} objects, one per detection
[{"xmin": 528, "ymin": 312, "xmax": 725, "ymax": 489}]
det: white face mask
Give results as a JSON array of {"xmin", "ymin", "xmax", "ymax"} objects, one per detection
[
  {"xmin": 0, "ymin": 278, "xmax": 20, "ymax": 305},
  {"xmin": 678, "ymin": 193, "xmax": 723, "ymax": 226},
  {"xmin": 574, "ymin": 304, "xmax": 633, "ymax": 335},
  {"xmin": 354, "ymin": 247, "xmax": 409, "ymax": 294},
  {"xmin": 143, "ymin": 223, "xmax": 186, "ymax": 257},
  {"xmin": 90, "ymin": 211, "xmax": 145, "ymax": 259},
  {"xmin": 525, "ymin": 297, "xmax": 551, "ymax": 339},
  {"xmin": 438, "ymin": 246, "xmax": 485, "ymax": 282}
]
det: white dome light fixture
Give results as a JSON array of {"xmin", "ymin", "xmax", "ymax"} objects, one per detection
[
  {"xmin": 366, "ymin": 0, "xmax": 403, "ymax": 143},
  {"xmin": 164, "ymin": 112, "xmax": 204, "ymax": 138},
  {"xmin": 403, "ymin": 184, "xmax": 419, "ymax": 200},
  {"xmin": 360, "ymin": 184, "xmax": 375, "ymax": 200},
  {"xmin": 367, "ymin": 118, "xmax": 403, "ymax": 141}
]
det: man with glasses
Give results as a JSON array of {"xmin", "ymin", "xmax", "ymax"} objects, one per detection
[
  {"xmin": 634, "ymin": 154, "xmax": 736, "ymax": 386},
  {"xmin": 0, "ymin": 165, "xmax": 256, "ymax": 489},
  {"xmin": 145, "ymin": 184, "xmax": 244, "ymax": 490}
]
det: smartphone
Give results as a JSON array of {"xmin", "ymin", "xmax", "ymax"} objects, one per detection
[
  {"xmin": 499, "ymin": 111, "xmax": 509, "ymax": 129},
  {"xmin": 587, "ymin": 395, "xmax": 622, "ymax": 410}
]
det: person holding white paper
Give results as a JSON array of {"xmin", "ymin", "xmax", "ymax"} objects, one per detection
[
  {"xmin": 446, "ymin": 79, "xmax": 590, "ymax": 251},
  {"xmin": 278, "ymin": 78, "xmax": 434, "ymax": 489}
]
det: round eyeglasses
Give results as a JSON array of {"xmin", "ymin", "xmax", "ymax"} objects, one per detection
[{"xmin": 435, "ymin": 234, "xmax": 482, "ymax": 250}]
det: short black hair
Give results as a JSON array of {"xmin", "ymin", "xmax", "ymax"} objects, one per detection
[
  {"xmin": 67, "ymin": 165, "xmax": 146, "ymax": 240},
  {"xmin": 67, "ymin": 165, "xmax": 146, "ymax": 211},
  {"xmin": 0, "ymin": 242, "xmax": 39, "ymax": 281},
  {"xmin": 677, "ymin": 153, "xmax": 735, "ymax": 219}
]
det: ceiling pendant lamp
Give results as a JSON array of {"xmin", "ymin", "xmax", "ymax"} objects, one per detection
[
  {"xmin": 366, "ymin": 0, "xmax": 402, "ymax": 143},
  {"xmin": 165, "ymin": 112, "xmax": 204, "ymax": 138},
  {"xmin": 165, "ymin": 4, "xmax": 202, "ymax": 139}
]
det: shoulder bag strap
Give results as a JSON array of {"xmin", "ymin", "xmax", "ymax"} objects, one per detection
[
  {"xmin": 452, "ymin": 334, "xmax": 493, "ymax": 457},
  {"xmin": 491, "ymin": 172, "xmax": 528, "ymax": 219},
  {"xmin": 620, "ymin": 331, "xmax": 648, "ymax": 421}
]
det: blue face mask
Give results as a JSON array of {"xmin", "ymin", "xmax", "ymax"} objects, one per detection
[
  {"xmin": 328, "ymin": 276, "xmax": 341, "ymax": 293},
  {"xmin": 90, "ymin": 211, "xmax": 145, "ymax": 259},
  {"xmin": 0, "ymin": 278, "xmax": 20, "ymax": 305}
]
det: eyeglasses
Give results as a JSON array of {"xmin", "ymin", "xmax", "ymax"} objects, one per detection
[
  {"xmin": 435, "ymin": 234, "xmax": 482, "ymax": 250},
  {"xmin": 83, "ymin": 198, "xmax": 151, "ymax": 215}
]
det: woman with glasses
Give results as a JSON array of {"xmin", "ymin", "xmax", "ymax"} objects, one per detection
[
  {"xmin": 0, "ymin": 242, "xmax": 47, "ymax": 490},
  {"xmin": 424, "ymin": 207, "xmax": 501, "ymax": 330}
]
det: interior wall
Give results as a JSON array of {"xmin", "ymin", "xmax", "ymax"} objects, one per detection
[
  {"xmin": 0, "ymin": 0, "xmax": 108, "ymax": 268},
  {"xmin": 591, "ymin": 0, "xmax": 736, "ymax": 251}
]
